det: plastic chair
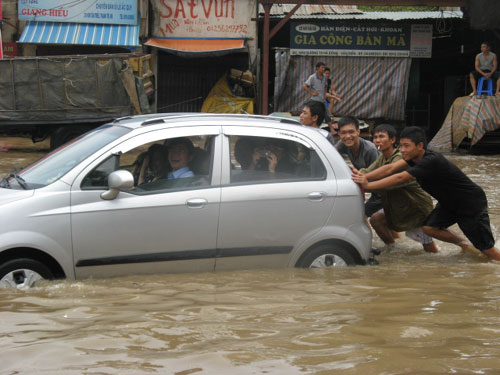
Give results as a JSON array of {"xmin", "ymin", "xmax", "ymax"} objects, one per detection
[{"xmin": 477, "ymin": 77, "xmax": 493, "ymax": 96}]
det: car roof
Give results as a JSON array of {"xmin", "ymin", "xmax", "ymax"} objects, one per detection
[
  {"xmin": 113, "ymin": 113, "xmax": 301, "ymax": 129},
  {"xmin": 110, "ymin": 113, "xmax": 335, "ymax": 143},
  {"xmin": 108, "ymin": 112, "xmax": 336, "ymax": 149}
]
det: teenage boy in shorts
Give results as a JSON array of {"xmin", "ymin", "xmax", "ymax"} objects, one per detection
[
  {"xmin": 357, "ymin": 124, "xmax": 438, "ymax": 253},
  {"xmin": 352, "ymin": 126, "xmax": 500, "ymax": 261}
]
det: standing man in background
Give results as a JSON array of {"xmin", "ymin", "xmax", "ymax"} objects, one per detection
[
  {"xmin": 324, "ymin": 67, "xmax": 342, "ymax": 120},
  {"xmin": 303, "ymin": 62, "xmax": 331, "ymax": 124}
]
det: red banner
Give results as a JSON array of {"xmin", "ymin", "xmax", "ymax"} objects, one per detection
[{"xmin": 3, "ymin": 42, "xmax": 17, "ymax": 57}]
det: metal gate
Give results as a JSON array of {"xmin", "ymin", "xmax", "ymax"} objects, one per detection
[{"xmin": 157, "ymin": 52, "xmax": 249, "ymax": 113}]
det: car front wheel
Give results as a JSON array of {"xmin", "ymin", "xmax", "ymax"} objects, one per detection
[
  {"xmin": 298, "ymin": 245, "xmax": 356, "ymax": 268},
  {"xmin": 0, "ymin": 258, "xmax": 54, "ymax": 289}
]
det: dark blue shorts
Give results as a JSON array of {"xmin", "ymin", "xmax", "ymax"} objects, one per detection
[
  {"xmin": 365, "ymin": 193, "xmax": 383, "ymax": 218},
  {"xmin": 424, "ymin": 203, "xmax": 495, "ymax": 251},
  {"xmin": 471, "ymin": 70, "xmax": 500, "ymax": 82}
]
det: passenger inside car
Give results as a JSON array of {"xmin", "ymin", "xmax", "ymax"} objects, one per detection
[
  {"xmin": 232, "ymin": 136, "xmax": 299, "ymax": 183},
  {"xmin": 234, "ymin": 137, "xmax": 257, "ymax": 170},
  {"xmin": 137, "ymin": 144, "xmax": 170, "ymax": 185},
  {"xmin": 264, "ymin": 140, "xmax": 296, "ymax": 175},
  {"xmin": 234, "ymin": 137, "xmax": 295, "ymax": 174}
]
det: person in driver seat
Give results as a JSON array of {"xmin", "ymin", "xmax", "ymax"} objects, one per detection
[{"xmin": 165, "ymin": 137, "xmax": 195, "ymax": 179}]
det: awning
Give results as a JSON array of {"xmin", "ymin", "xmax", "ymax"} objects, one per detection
[
  {"xmin": 144, "ymin": 38, "xmax": 247, "ymax": 57},
  {"xmin": 18, "ymin": 21, "xmax": 140, "ymax": 47}
]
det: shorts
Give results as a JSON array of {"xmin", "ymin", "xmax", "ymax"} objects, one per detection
[
  {"xmin": 405, "ymin": 227, "xmax": 434, "ymax": 245},
  {"xmin": 424, "ymin": 203, "xmax": 495, "ymax": 251},
  {"xmin": 374, "ymin": 208, "xmax": 434, "ymax": 245},
  {"xmin": 471, "ymin": 70, "xmax": 500, "ymax": 82},
  {"xmin": 365, "ymin": 193, "xmax": 383, "ymax": 217}
]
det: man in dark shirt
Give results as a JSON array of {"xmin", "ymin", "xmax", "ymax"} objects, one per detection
[{"xmin": 352, "ymin": 126, "xmax": 500, "ymax": 261}]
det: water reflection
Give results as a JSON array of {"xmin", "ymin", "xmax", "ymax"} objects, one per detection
[{"xmin": 1, "ymin": 138, "xmax": 500, "ymax": 374}]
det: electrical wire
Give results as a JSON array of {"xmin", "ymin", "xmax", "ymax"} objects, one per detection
[{"xmin": 435, "ymin": 10, "xmax": 452, "ymax": 35}]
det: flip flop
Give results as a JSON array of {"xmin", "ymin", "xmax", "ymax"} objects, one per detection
[{"xmin": 468, "ymin": 92, "xmax": 475, "ymax": 97}]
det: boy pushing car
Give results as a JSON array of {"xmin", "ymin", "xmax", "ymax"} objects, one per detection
[{"xmin": 352, "ymin": 126, "xmax": 500, "ymax": 261}]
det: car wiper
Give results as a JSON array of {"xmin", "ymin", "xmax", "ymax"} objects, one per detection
[
  {"xmin": 0, "ymin": 170, "xmax": 29, "ymax": 190},
  {"xmin": 11, "ymin": 172, "xmax": 28, "ymax": 190},
  {"xmin": 0, "ymin": 175, "xmax": 10, "ymax": 188}
]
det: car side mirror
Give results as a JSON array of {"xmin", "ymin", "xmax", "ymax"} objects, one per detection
[{"xmin": 100, "ymin": 170, "xmax": 134, "ymax": 200}]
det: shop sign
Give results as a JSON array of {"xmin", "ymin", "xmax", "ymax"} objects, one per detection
[
  {"xmin": 3, "ymin": 42, "xmax": 18, "ymax": 57},
  {"xmin": 291, "ymin": 22, "xmax": 432, "ymax": 58},
  {"xmin": 150, "ymin": 0, "xmax": 256, "ymax": 38},
  {"xmin": 18, "ymin": 0, "xmax": 137, "ymax": 25},
  {"xmin": 410, "ymin": 24, "xmax": 432, "ymax": 58}
]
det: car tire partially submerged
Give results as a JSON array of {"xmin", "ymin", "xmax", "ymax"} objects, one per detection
[
  {"xmin": 0, "ymin": 258, "xmax": 54, "ymax": 289},
  {"xmin": 298, "ymin": 245, "xmax": 356, "ymax": 268}
]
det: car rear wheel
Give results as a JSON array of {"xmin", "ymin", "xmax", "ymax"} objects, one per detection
[
  {"xmin": 0, "ymin": 258, "xmax": 54, "ymax": 289},
  {"xmin": 298, "ymin": 245, "xmax": 356, "ymax": 268}
]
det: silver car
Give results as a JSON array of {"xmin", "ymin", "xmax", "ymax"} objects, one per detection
[{"xmin": 0, "ymin": 114, "xmax": 372, "ymax": 288}]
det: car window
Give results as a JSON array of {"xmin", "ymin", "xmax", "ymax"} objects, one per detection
[
  {"xmin": 229, "ymin": 135, "xmax": 326, "ymax": 184},
  {"xmin": 81, "ymin": 134, "xmax": 215, "ymax": 193},
  {"xmin": 80, "ymin": 154, "xmax": 119, "ymax": 189},
  {"xmin": 11, "ymin": 125, "xmax": 129, "ymax": 189}
]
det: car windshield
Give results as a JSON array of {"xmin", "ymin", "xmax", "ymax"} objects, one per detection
[{"xmin": 4, "ymin": 125, "xmax": 130, "ymax": 189}]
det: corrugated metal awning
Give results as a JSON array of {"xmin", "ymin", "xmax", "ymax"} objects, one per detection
[
  {"xmin": 258, "ymin": 4, "xmax": 462, "ymax": 20},
  {"xmin": 259, "ymin": 4, "xmax": 362, "ymax": 16},
  {"xmin": 297, "ymin": 10, "xmax": 463, "ymax": 20},
  {"xmin": 145, "ymin": 38, "xmax": 247, "ymax": 57},
  {"xmin": 18, "ymin": 21, "xmax": 140, "ymax": 47}
]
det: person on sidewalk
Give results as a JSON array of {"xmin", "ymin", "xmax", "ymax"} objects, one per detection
[{"xmin": 352, "ymin": 126, "xmax": 500, "ymax": 261}]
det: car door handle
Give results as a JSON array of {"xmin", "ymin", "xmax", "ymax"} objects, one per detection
[
  {"xmin": 308, "ymin": 192, "xmax": 326, "ymax": 201},
  {"xmin": 186, "ymin": 198, "xmax": 207, "ymax": 209}
]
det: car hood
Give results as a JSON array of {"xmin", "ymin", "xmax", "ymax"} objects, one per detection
[{"xmin": 0, "ymin": 188, "xmax": 35, "ymax": 205}]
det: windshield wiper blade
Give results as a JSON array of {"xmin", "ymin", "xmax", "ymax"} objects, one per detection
[
  {"xmin": 10, "ymin": 172, "xmax": 28, "ymax": 190},
  {"xmin": 1, "ymin": 170, "xmax": 29, "ymax": 190},
  {"xmin": 0, "ymin": 175, "xmax": 10, "ymax": 188}
]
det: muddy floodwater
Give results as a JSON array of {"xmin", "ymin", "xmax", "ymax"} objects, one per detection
[{"xmin": 1, "ymin": 137, "xmax": 500, "ymax": 375}]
